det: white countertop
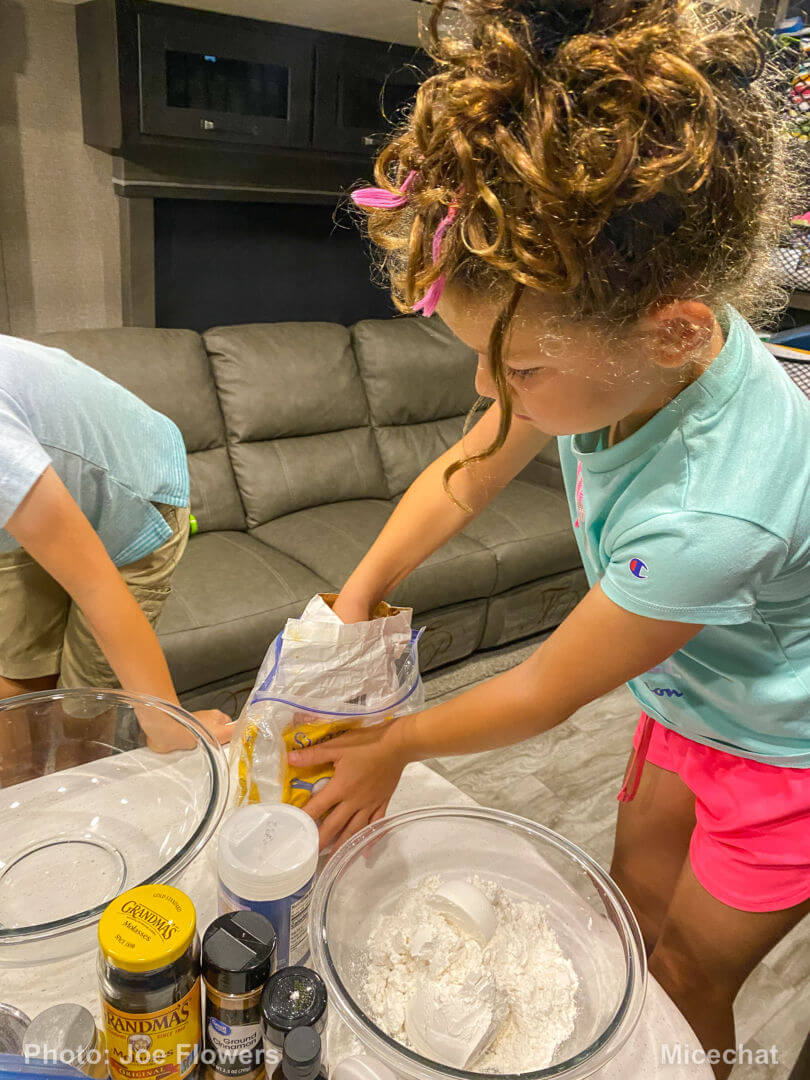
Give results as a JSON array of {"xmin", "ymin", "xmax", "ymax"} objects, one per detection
[{"xmin": 0, "ymin": 761, "xmax": 710, "ymax": 1079}]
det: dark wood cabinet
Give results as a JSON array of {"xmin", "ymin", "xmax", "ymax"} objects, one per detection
[
  {"xmin": 137, "ymin": 4, "xmax": 313, "ymax": 149},
  {"xmin": 76, "ymin": 0, "xmax": 426, "ymax": 164},
  {"xmin": 312, "ymin": 35, "xmax": 424, "ymax": 155}
]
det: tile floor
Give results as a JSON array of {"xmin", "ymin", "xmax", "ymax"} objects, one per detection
[{"xmin": 422, "ymin": 635, "xmax": 810, "ymax": 1080}]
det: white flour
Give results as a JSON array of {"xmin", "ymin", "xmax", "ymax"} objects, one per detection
[{"xmin": 363, "ymin": 876, "xmax": 579, "ymax": 1073}]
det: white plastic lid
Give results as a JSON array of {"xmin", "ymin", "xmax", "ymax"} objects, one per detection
[{"xmin": 218, "ymin": 804, "xmax": 319, "ymax": 901}]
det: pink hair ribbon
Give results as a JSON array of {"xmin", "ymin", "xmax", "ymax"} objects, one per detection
[
  {"xmin": 350, "ymin": 169, "xmax": 418, "ymax": 209},
  {"xmin": 412, "ymin": 201, "xmax": 460, "ymax": 317},
  {"xmin": 350, "ymin": 168, "xmax": 461, "ymax": 317}
]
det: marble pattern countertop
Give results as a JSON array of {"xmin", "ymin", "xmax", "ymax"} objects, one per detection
[{"xmin": 1, "ymin": 762, "xmax": 711, "ymax": 1079}]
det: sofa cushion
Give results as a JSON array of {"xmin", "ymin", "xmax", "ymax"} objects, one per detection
[
  {"xmin": 205, "ymin": 323, "xmax": 370, "ymax": 439},
  {"xmin": 228, "ymin": 430, "xmax": 388, "ymax": 527},
  {"xmin": 463, "ymin": 481, "xmax": 581, "ymax": 593},
  {"xmin": 375, "ymin": 416, "xmax": 466, "ymax": 499},
  {"xmin": 205, "ymin": 323, "xmax": 387, "ymax": 526},
  {"xmin": 352, "ymin": 317, "xmax": 479, "ymax": 499},
  {"xmin": 156, "ymin": 531, "xmax": 329, "ymax": 693},
  {"xmin": 188, "ymin": 448, "xmax": 247, "ymax": 533},
  {"xmin": 37, "ymin": 328, "xmax": 222, "ymax": 450},
  {"xmin": 352, "ymin": 316, "xmax": 478, "ymax": 426},
  {"xmin": 36, "ymin": 327, "xmax": 245, "ymax": 533},
  {"xmin": 251, "ymin": 500, "xmax": 498, "ymax": 614}
]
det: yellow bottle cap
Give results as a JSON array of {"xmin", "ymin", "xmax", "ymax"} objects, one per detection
[{"xmin": 98, "ymin": 885, "xmax": 196, "ymax": 973}]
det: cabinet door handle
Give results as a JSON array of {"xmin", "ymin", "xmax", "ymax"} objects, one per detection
[{"xmin": 201, "ymin": 118, "xmax": 259, "ymax": 135}]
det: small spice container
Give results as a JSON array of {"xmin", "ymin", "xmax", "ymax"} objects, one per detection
[
  {"xmin": 218, "ymin": 805, "xmax": 319, "ymax": 967},
  {"xmin": 0, "ymin": 1002, "xmax": 31, "ymax": 1055},
  {"xmin": 261, "ymin": 968, "xmax": 327, "ymax": 1077},
  {"xmin": 203, "ymin": 911, "xmax": 277, "ymax": 1080},
  {"xmin": 271, "ymin": 1027, "xmax": 326, "ymax": 1080},
  {"xmin": 98, "ymin": 884, "xmax": 201, "ymax": 1080},
  {"xmin": 23, "ymin": 1004, "xmax": 107, "ymax": 1079}
]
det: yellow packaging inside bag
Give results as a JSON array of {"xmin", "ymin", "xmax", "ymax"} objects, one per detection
[
  {"xmin": 281, "ymin": 716, "xmax": 361, "ymax": 807},
  {"xmin": 234, "ymin": 595, "xmax": 407, "ymax": 809}
]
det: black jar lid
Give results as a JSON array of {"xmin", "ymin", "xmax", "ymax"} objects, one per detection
[
  {"xmin": 261, "ymin": 968, "xmax": 327, "ymax": 1047},
  {"xmin": 203, "ymin": 911, "xmax": 277, "ymax": 995},
  {"xmin": 282, "ymin": 1027, "xmax": 321, "ymax": 1080}
]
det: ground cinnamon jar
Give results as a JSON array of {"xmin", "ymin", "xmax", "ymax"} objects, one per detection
[{"xmin": 202, "ymin": 911, "xmax": 277, "ymax": 1080}]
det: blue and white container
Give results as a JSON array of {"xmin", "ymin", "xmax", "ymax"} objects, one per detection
[{"xmin": 218, "ymin": 804, "xmax": 319, "ymax": 968}]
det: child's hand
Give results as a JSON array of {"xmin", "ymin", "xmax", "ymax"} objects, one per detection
[
  {"xmin": 288, "ymin": 720, "xmax": 410, "ymax": 850},
  {"xmin": 194, "ymin": 708, "xmax": 236, "ymax": 745},
  {"xmin": 146, "ymin": 708, "xmax": 234, "ymax": 753},
  {"xmin": 331, "ymin": 592, "xmax": 373, "ymax": 624}
]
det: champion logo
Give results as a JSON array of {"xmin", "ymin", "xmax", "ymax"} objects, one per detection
[
  {"xmin": 629, "ymin": 558, "xmax": 648, "ymax": 579},
  {"xmin": 652, "ymin": 687, "xmax": 683, "ymax": 698}
]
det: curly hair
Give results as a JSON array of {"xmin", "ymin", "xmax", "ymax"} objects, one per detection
[{"xmin": 348, "ymin": 0, "xmax": 796, "ymax": 492}]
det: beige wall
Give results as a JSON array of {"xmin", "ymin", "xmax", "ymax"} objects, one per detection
[{"xmin": 0, "ymin": 0, "xmax": 122, "ymax": 337}]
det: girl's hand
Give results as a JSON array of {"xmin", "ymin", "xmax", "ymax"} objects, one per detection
[
  {"xmin": 331, "ymin": 591, "xmax": 373, "ymax": 624},
  {"xmin": 288, "ymin": 720, "xmax": 410, "ymax": 850}
]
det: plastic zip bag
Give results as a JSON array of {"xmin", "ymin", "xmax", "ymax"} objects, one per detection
[{"xmin": 231, "ymin": 595, "xmax": 424, "ymax": 809}]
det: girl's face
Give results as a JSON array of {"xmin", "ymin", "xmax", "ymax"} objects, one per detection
[{"xmin": 435, "ymin": 287, "xmax": 721, "ymax": 437}]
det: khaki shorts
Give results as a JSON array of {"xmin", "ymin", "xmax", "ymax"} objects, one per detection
[{"xmin": 0, "ymin": 503, "xmax": 189, "ymax": 690}]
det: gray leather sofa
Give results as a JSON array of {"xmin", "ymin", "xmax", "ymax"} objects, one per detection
[{"xmin": 39, "ymin": 316, "xmax": 586, "ymax": 710}]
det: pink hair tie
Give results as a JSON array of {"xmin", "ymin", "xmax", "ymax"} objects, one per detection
[
  {"xmin": 350, "ymin": 169, "xmax": 418, "ymax": 209},
  {"xmin": 412, "ymin": 201, "xmax": 460, "ymax": 318},
  {"xmin": 351, "ymin": 167, "xmax": 461, "ymax": 318}
]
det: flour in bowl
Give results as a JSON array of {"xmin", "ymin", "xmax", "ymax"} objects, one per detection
[{"xmin": 363, "ymin": 876, "xmax": 578, "ymax": 1073}]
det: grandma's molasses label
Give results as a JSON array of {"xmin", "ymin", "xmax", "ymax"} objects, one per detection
[
  {"xmin": 99, "ymin": 886, "xmax": 200, "ymax": 1080},
  {"xmin": 99, "ymin": 885, "xmax": 196, "ymax": 972},
  {"xmin": 103, "ymin": 978, "xmax": 201, "ymax": 1080}
]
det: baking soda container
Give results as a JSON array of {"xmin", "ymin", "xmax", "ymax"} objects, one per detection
[{"xmin": 218, "ymin": 805, "xmax": 319, "ymax": 968}]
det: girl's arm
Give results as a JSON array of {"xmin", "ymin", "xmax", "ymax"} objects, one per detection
[
  {"xmin": 290, "ymin": 584, "xmax": 703, "ymax": 848},
  {"xmin": 5, "ymin": 466, "xmax": 233, "ymax": 749},
  {"xmin": 334, "ymin": 402, "xmax": 551, "ymax": 621}
]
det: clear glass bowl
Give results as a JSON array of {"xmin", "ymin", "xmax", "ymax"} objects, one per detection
[
  {"xmin": 310, "ymin": 807, "xmax": 646, "ymax": 1080},
  {"xmin": 0, "ymin": 689, "xmax": 228, "ymax": 966}
]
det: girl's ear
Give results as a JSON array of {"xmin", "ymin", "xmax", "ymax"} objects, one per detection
[{"xmin": 642, "ymin": 299, "xmax": 715, "ymax": 370}]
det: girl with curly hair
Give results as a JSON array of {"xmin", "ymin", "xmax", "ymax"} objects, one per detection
[{"xmin": 289, "ymin": 1, "xmax": 810, "ymax": 1070}]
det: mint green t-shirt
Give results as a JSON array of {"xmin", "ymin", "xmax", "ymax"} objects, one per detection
[{"xmin": 558, "ymin": 307, "xmax": 810, "ymax": 767}]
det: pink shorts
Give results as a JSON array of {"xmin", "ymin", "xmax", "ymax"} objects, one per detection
[{"xmin": 618, "ymin": 713, "xmax": 810, "ymax": 913}]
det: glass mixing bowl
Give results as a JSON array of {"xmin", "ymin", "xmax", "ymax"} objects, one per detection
[
  {"xmin": 0, "ymin": 689, "xmax": 228, "ymax": 966},
  {"xmin": 310, "ymin": 807, "xmax": 646, "ymax": 1080}
]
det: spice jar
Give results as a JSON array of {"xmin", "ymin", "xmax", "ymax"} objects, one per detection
[
  {"xmin": 218, "ymin": 805, "xmax": 319, "ymax": 967},
  {"xmin": 260, "ymin": 968, "xmax": 327, "ymax": 1078},
  {"xmin": 203, "ymin": 911, "xmax": 277, "ymax": 1080},
  {"xmin": 0, "ymin": 1002, "xmax": 31, "ymax": 1055},
  {"xmin": 271, "ymin": 1028, "xmax": 326, "ymax": 1080},
  {"xmin": 98, "ymin": 884, "xmax": 202, "ymax": 1080},
  {"xmin": 23, "ymin": 1004, "xmax": 107, "ymax": 1079}
]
